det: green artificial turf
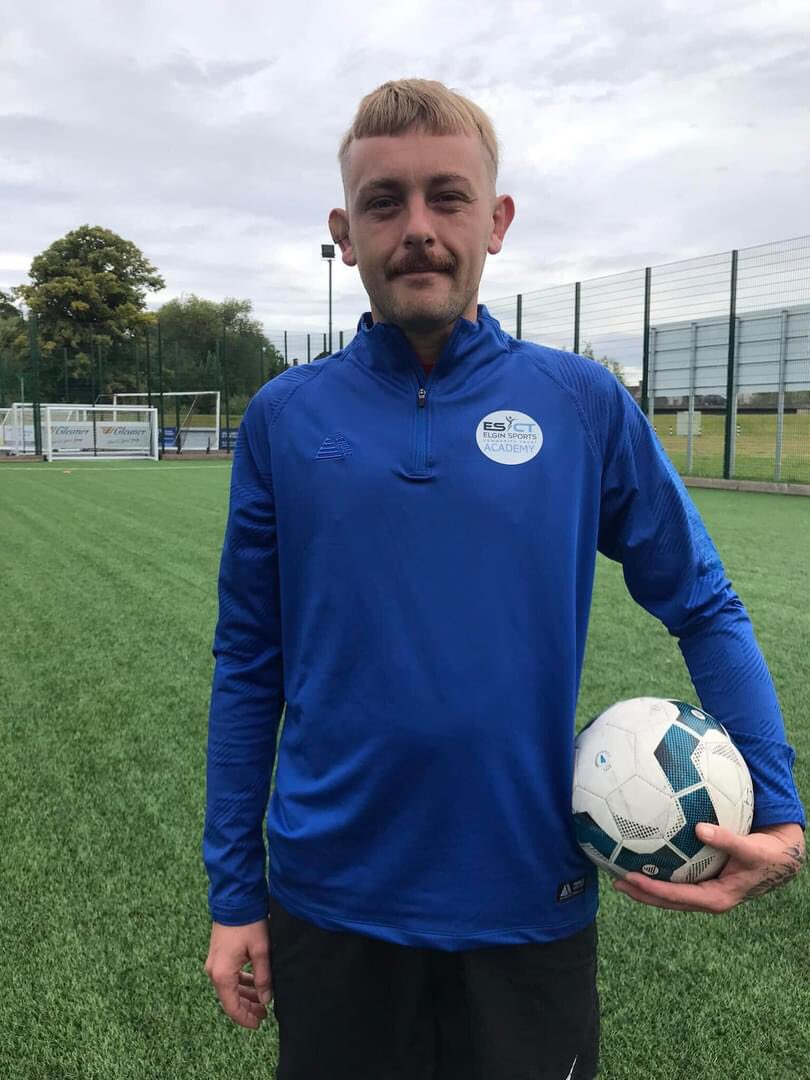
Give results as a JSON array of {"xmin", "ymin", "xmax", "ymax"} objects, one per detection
[{"xmin": 0, "ymin": 461, "xmax": 807, "ymax": 1079}]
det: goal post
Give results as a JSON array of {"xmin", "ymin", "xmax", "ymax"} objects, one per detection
[
  {"xmin": 43, "ymin": 404, "xmax": 158, "ymax": 461},
  {"xmin": 112, "ymin": 391, "xmax": 220, "ymax": 452}
]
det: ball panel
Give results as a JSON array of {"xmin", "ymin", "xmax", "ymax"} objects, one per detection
[
  {"xmin": 668, "ymin": 786, "xmax": 718, "ymax": 858},
  {"xmin": 607, "ymin": 774, "xmax": 673, "ymax": 825},
  {"xmin": 602, "ymin": 697, "xmax": 678, "ymax": 735},
  {"xmin": 579, "ymin": 843, "xmax": 620, "ymax": 877},
  {"xmin": 654, "ymin": 724, "xmax": 701, "ymax": 793},
  {"xmin": 613, "ymin": 843, "xmax": 687, "ymax": 880},
  {"xmin": 699, "ymin": 734, "xmax": 753, "ymax": 808},
  {"xmin": 670, "ymin": 850, "xmax": 728, "ymax": 884},
  {"xmin": 574, "ymin": 724, "xmax": 637, "ymax": 797},
  {"xmin": 669, "ymin": 700, "xmax": 723, "ymax": 738},
  {"xmin": 573, "ymin": 810, "xmax": 618, "ymax": 860}
]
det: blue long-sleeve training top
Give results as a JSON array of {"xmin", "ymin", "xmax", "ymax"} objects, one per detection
[{"xmin": 203, "ymin": 305, "xmax": 805, "ymax": 950}]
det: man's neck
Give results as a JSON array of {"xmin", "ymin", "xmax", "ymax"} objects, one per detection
[
  {"xmin": 370, "ymin": 300, "xmax": 479, "ymax": 366},
  {"xmin": 401, "ymin": 324, "xmax": 454, "ymax": 366}
]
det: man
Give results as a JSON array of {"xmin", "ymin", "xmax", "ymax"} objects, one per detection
[{"xmin": 204, "ymin": 79, "xmax": 805, "ymax": 1079}]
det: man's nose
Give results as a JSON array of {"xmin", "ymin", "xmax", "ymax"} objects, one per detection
[{"xmin": 403, "ymin": 196, "xmax": 435, "ymax": 246}]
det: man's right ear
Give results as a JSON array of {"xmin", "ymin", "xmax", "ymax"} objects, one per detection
[{"xmin": 328, "ymin": 208, "xmax": 357, "ymax": 267}]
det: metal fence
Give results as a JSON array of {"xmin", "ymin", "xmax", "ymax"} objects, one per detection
[{"xmin": 322, "ymin": 235, "xmax": 810, "ymax": 485}]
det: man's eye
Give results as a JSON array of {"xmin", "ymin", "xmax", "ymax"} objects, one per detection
[
  {"xmin": 436, "ymin": 192, "xmax": 465, "ymax": 202},
  {"xmin": 368, "ymin": 198, "xmax": 397, "ymax": 210}
]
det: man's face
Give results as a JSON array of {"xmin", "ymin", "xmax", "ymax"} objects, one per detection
[{"xmin": 329, "ymin": 131, "xmax": 514, "ymax": 334}]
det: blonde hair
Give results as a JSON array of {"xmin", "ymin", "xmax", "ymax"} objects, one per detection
[{"xmin": 338, "ymin": 78, "xmax": 499, "ymax": 182}]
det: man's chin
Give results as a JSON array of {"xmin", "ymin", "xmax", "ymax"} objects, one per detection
[{"xmin": 375, "ymin": 291, "xmax": 469, "ymax": 334}]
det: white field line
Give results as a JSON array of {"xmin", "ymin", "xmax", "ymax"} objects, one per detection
[{"xmin": 0, "ymin": 463, "xmax": 233, "ymax": 472}]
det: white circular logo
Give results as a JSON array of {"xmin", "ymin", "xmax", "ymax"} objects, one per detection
[
  {"xmin": 595, "ymin": 751, "xmax": 612, "ymax": 771},
  {"xmin": 476, "ymin": 410, "xmax": 543, "ymax": 465},
  {"xmin": 641, "ymin": 864, "xmax": 660, "ymax": 877}
]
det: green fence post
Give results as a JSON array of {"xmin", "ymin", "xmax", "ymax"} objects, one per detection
[
  {"xmin": 157, "ymin": 320, "xmax": 165, "ymax": 456},
  {"xmin": 307, "ymin": 334, "xmax": 311, "ymax": 363},
  {"xmin": 775, "ymin": 309, "xmax": 789, "ymax": 482},
  {"xmin": 221, "ymin": 323, "xmax": 231, "ymax": 454},
  {"xmin": 722, "ymin": 250, "xmax": 739, "ymax": 480},
  {"xmin": 145, "ymin": 327, "xmax": 153, "ymax": 412},
  {"xmin": 284, "ymin": 331, "xmax": 288, "ymax": 368},
  {"xmin": 516, "ymin": 294, "xmax": 522, "ymax": 340},
  {"xmin": 641, "ymin": 267, "xmax": 652, "ymax": 416},
  {"xmin": 96, "ymin": 340, "xmax": 104, "ymax": 401},
  {"xmin": 573, "ymin": 282, "xmax": 581, "ymax": 355},
  {"xmin": 27, "ymin": 313, "xmax": 42, "ymax": 456}
]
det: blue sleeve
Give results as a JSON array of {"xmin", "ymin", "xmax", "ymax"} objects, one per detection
[
  {"xmin": 597, "ymin": 379, "xmax": 805, "ymax": 830},
  {"xmin": 203, "ymin": 393, "xmax": 285, "ymax": 924}
]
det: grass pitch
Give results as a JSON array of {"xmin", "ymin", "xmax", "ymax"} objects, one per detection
[
  {"xmin": 654, "ymin": 411, "xmax": 810, "ymax": 484},
  {"xmin": 0, "ymin": 460, "xmax": 807, "ymax": 1080}
]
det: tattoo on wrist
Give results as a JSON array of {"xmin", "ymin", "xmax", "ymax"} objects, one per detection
[{"xmin": 743, "ymin": 843, "xmax": 806, "ymax": 900}]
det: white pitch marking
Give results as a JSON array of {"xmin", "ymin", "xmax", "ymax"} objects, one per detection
[{"xmin": 0, "ymin": 464, "xmax": 233, "ymax": 472}]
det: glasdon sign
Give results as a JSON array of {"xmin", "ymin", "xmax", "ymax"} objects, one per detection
[{"xmin": 475, "ymin": 410, "xmax": 543, "ymax": 465}]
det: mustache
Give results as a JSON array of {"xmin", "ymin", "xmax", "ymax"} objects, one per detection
[{"xmin": 387, "ymin": 256, "xmax": 455, "ymax": 279}]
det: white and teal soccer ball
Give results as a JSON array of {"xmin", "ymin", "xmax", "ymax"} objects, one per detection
[{"xmin": 573, "ymin": 698, "xmax": 754, "ymax": 883}]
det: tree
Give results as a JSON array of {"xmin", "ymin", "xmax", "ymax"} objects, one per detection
[
  {"xmin": 13, "ymin": 225, "xmax": 165, "ymax": 353},
  {"xmin": 155, "ymin": 294, "xmax": 284, "ymax": 399},
  {"xmin": 581, "ymin": 342, "xmax": 626, "ymax": 386},
  {"xmin": 0, "ymin": 288, "xmax": 20, "ymax": 320},
  {"xmin": 0, "ymin": 292, "xmax": 27, "ymax": 406}
]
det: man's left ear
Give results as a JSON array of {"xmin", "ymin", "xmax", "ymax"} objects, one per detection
[
  {"xmin": 487, "ymin": 195, "xmax": 516, "ymax": 256},
  {"xmin": 329, "ymin": 208, "xmax": 357, "ymax": 267}
]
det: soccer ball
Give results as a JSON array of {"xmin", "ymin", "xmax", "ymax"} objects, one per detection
[{"xmin": 572, "ymin": 698, "xmax": 754, "ymax": 883}]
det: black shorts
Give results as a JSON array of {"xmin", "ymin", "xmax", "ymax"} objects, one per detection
[{"xmin": 268, "ymin": 895, "xmax": 600, "ymax": 1080}]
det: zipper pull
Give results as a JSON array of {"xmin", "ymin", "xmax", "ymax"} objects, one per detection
[{"xmin": 417, "ymin": 387, "xmax": 427, "ymax": 408}]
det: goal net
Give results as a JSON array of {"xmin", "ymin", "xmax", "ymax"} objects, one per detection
[
  {"xmin": 0, "ymin": 403, "xmax": 33, "ymax": 454},
  {"xmin": 43, "ymin": 404, "xmax": 159, "ymax": 461},
  {"xmin": 112, "ymin": 391, "xmax": 220, "ymax": 452}
]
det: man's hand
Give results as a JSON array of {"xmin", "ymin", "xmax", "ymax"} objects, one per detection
[
  {"xmin": 612, "ymin": 822, "xmax": 805, "ymax": 913},
  {"xmin": 205, "ymin": 919, "xmax": 273, "ymax": 1029}
]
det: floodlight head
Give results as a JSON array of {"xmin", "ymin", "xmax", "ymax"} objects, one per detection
[{"xmin": 321, "ymin": 244, "xmax": 335, "ymax": 259}]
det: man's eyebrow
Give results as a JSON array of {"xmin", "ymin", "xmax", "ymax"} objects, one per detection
[{"xmin": 356, "ymin": 174, "xmax": 474, "ymax": 200}]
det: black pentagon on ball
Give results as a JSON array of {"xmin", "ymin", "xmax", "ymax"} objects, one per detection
[{"xmin": 613, "ymin": 844, "xmax": 686, "ymax": 879}]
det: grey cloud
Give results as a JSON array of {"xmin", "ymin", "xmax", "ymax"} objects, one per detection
[{"xmin": 157, "ymin": 53, "xmax": 278, "ymax": 87}]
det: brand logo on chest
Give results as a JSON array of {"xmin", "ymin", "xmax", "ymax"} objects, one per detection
[
  {"xmin": 315, "ymin": 433, "xmax": 353, "ymax": 461},
  {"xmin": 476, "ymin": 410, "xmax": 543, "ymax": 465}
]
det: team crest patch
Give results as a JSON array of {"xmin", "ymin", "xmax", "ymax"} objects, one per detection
[{"xmin": 476, "ymin": 411, "xmax": 543, "ymax": 465}]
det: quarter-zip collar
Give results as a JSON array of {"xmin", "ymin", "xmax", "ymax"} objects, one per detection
[{"xmin": 352, "ymin": 304, "xmax": 509, "ymax": 384}]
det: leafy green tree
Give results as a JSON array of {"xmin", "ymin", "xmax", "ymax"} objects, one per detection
[
  {"xmin": 0, "ymin": 292, "xmax": 27, "ymax": 406},
  {"xmin": 13, "ymin": 225, "xmax": 165, "ymax": 352},
  {"xmin": 11, "ymin": 226, "xmax": 166, "ymax": 401},
  {"xmin": 155, "ymin": 294, "xmax": 284, "ymax": 399},
  {"xmin": 0, "ymin": 288, "xmax": 20, "ymax": 320},
  {"xmin": 581, "ymin": 341, "xmax": 626, "ymax": 386}
]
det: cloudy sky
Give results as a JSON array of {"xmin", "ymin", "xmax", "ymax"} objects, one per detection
[{"xmin": 2, "ymin": 0, "xmax": 809, "ymax": 346}]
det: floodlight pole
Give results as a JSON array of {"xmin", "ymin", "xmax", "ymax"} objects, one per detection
[{"xmin": 322, "ymin": 244, "xmax": 335, "ymax": 354}]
